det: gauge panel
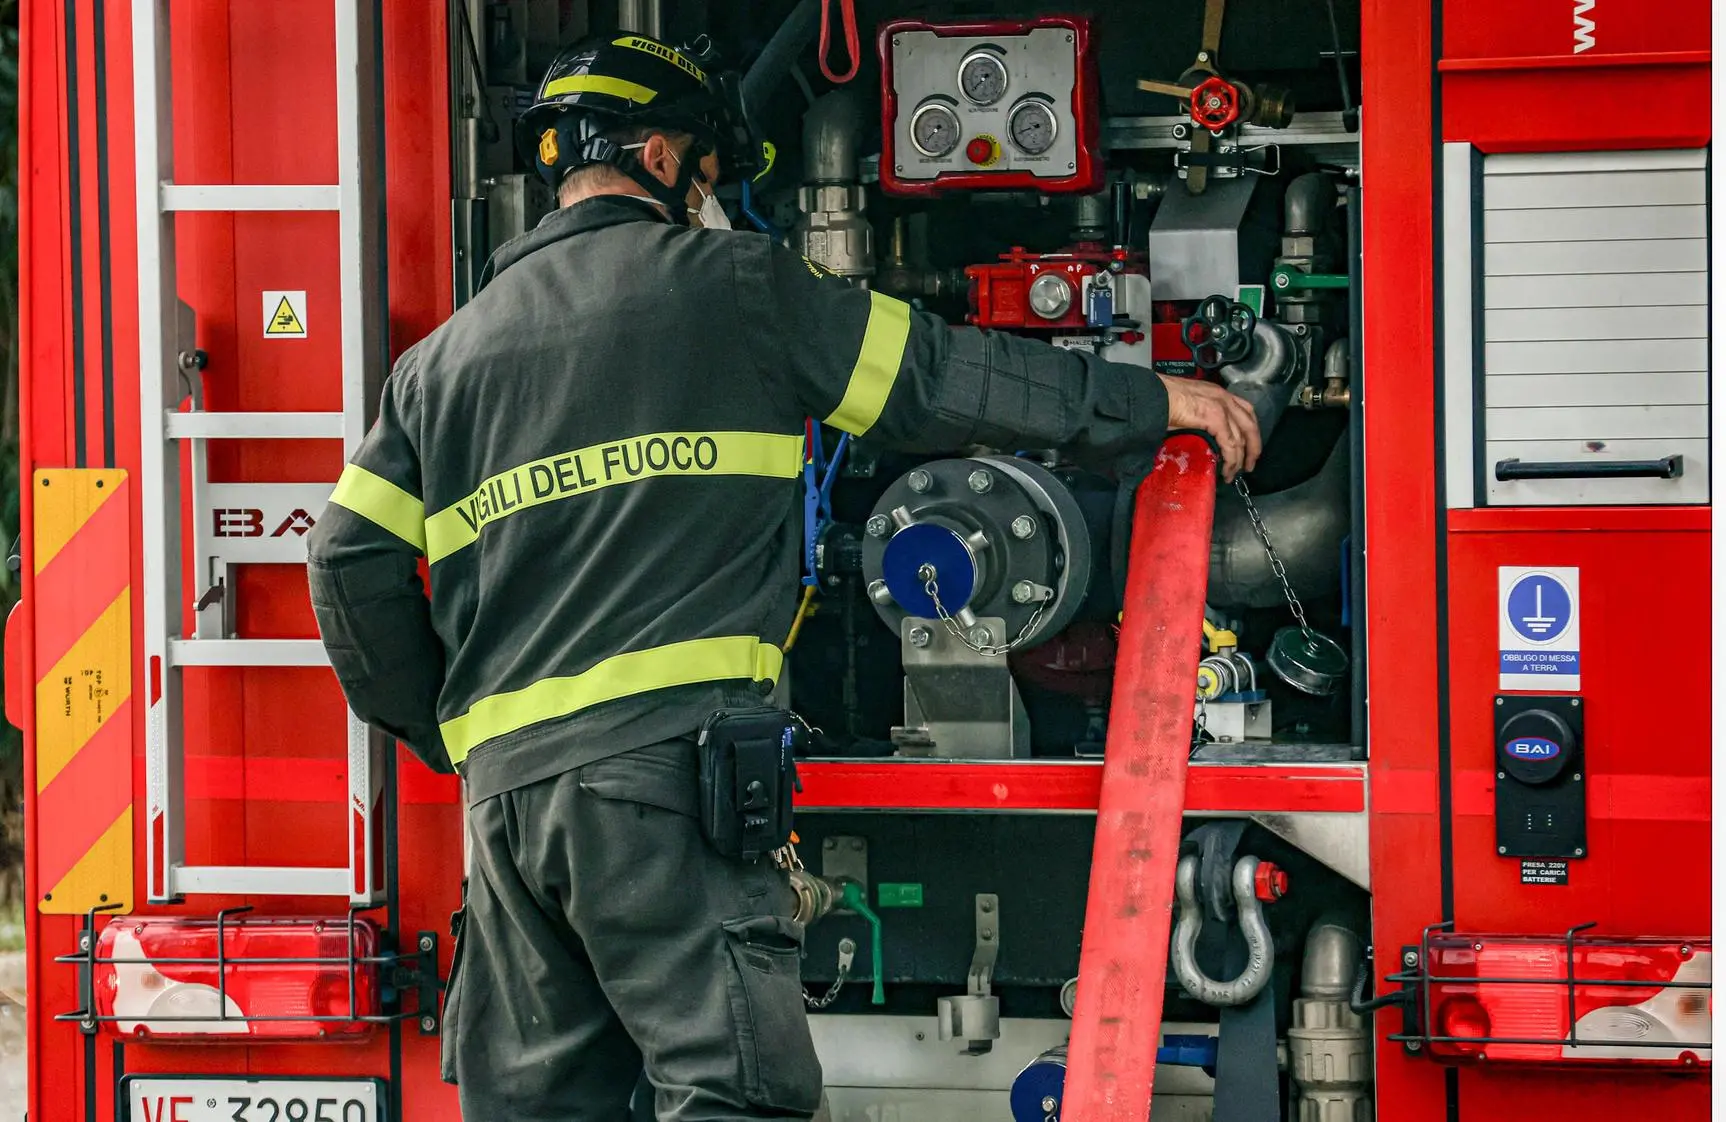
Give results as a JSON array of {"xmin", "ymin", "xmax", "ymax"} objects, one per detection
[{"xmin": 879, "ymin": 18, "xmax": 1101, "ymax": 195}]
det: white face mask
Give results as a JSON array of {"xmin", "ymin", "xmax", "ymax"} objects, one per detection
[
  {"xmin": 671, "ymin": 150, "xmax": 731, "ymax": 230},
  {"xmin": 615, "ymin": 142, "xmax": 730, "ymax": 230}
]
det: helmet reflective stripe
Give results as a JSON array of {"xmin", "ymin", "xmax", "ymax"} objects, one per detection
[
  {"xmin": 611, "ymin": 35, "xmax": 706, "ymax": 83},
  {"xmin": 542, "ymin": 74, "xmax": 659, "ymax": 104}
]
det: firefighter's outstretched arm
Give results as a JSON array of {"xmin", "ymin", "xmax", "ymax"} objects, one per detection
[
  {"xmin": 307, "ymin": 356, "xmax": 452, "ymax": 773},
  {"xmin": 742, "ymin": 235, "xmax": 1260, "ymax": 477}
]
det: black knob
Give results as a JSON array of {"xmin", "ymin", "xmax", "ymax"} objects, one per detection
[{"xmin": 1498, "ymin": 709, "xmax": 1574, "ymax": 786}]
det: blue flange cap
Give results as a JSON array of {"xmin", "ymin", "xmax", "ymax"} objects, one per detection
[
  {"xmin": 881, "ymin": 523, "xmax": 977, "ymax": 619},
  {"xmin": 1008, "ymin": 1052, "xmax": 1066, "ymax": 1122}
]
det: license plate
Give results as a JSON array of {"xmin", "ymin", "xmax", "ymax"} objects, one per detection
[{"xmin": 125, "ymin": 1078, "xmax": 383, "ymax": 1122}]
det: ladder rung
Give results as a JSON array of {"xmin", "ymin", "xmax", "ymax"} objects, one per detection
[
  {"xmin": 167, "ymin": 412, "xmax": 344, "ymax": 440},
  {"xmin": 170, "ymin": 640, "xmax": 329, "ymax": 668},
  {"xmin": 161, "ymin": 184, "xmax": 341, "ymax": 212},
  {"xmin": 174, "ymin": 866, "xmax": 353, "ymax": 897}
]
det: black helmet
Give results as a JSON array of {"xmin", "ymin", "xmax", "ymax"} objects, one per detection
[{"xmin": 518, "ymin": 33, "xmax": 773, "ymax": 221}]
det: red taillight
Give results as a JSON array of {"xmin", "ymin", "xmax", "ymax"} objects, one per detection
[
  {"xmin": 93, "ymin": 916, "xmax": 383, "ymax": 1042},
  {"xmin": 1419, "ymin": 934, "xmax": 1710, "ymax": 1069}
]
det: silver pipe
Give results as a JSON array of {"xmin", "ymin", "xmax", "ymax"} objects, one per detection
[
  {"xmin": 1284, "ymin": 172, "xmax": 1336, "ymax": 236},
  {"xmin": 803, "ymin": 89, "xmax": 864, "ymax": 184},
  {"xmin": 617, "ymin": 0, "xmax": 662, "ymax": 38},
  {"xmin": 1300, "ymin": 915, "xmax": 1363, "ymax": 1000},
  {"xmin": 1290, "ymin": 915, "xmax": 1374, "ymax": 1121},
  {"xmin": 1209, "ymin": 434, "xmax": 1350, "ymax": 610}
]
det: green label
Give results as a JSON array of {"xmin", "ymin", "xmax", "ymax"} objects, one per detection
[
  {"xmin": 877, "ymin": 883, "xmax": 924, "ymax": 908},
  {"xmin": 1235, "ymin": 284, "xmax": 1266, "ymax": 316}
]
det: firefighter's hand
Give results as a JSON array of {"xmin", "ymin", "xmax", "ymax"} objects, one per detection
[{"xmin": 1160, "ymin": 375, "xmax": 1262, "ymax": 482}]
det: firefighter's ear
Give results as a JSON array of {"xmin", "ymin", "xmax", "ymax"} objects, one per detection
[{"xmin": 635, "ymin": 133, "xmax": 682, "ymax": 190}]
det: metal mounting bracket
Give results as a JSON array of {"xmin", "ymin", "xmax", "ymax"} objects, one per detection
[
  {"xmin": 937, "ymin": 893, "xmax": 1002, "ymax": 1054},
  {"xmin": 820, "ymin": 835, "xmax": 869, "ymax": 915}
]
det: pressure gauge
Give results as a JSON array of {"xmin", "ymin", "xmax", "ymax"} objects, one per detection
[
  {"xmin": 910, "ymin": 100, "xmax": 962, "ymax": 158},
  {"xmin": 957, "ymin": 48, "xmax": 1009, "ymax": 105},
  {"xmin": 1008, "ymin": 98, "xmax": 1059, "ymax": 155},
  {"xmin": 1028, "ymin": 273, "xmax": 1074, "ymax": 320}
]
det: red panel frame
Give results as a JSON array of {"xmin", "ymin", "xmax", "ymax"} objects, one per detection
[
  {"xmin": 877, "ymin": 14, "xmax": 1104, "ymax": 197},
  {"xmin": 795, "ymin": 761, "xmax": 1366, "ymax": 814}
]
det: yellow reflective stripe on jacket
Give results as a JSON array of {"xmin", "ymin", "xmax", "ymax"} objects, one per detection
[
  {"xmin": 824, "ymin": 290, "xmax": 912, "ymax": 436},
  {"xmin": 424, "ymin": 430, "xmax": 804, "ymax": 564},
  {"xmin": 541, "ymin": 74, "xmax": 658, "ymax": 104},
  {"xmin": 328, "ymin": 464, "xmax": 427, "ymax": 553},
  {"xmin": 442, "ymin": 635, "xmax": 785, "ymax": 763}
]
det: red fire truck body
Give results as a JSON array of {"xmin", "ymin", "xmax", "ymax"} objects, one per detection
[{"xmin": 10, "ymin": 0, "xmax": 1713, "ymax": 1119}]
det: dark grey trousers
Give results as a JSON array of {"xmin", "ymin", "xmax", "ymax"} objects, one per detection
[{"xmin": 441, "ymin": 738, "xmax": 826, "ymax": 1121}]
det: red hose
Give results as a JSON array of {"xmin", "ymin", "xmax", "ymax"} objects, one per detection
[
  {"xmin": 1062, "ymin": 434, "xmax": 1219, "ymax": 1121},
  {"xmin": 819, "ymin": 0, "xmax": 860, "ymax": 84}
]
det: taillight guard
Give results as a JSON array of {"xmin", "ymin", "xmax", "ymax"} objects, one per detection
[
  {"xmin": 54, "ymin": 903, "xmax": 445, "ymax": 1042},
  {"xmin": 1386, "ymin": 921, "xmax": 1711, "ymax": 1070}
]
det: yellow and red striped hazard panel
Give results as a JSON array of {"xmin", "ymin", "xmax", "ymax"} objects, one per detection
[{"xmin": 33, "ymin": 469, "xmax": 132, "ymax": 914}]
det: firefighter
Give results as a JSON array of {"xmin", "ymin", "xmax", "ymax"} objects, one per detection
[{"xmin": 306, "ymin": 31, "xmax": 1260, "ymax": 1122}]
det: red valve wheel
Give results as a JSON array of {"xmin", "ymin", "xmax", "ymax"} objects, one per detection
[
  {"xmin": 1190, "ymin": 76, "xmax": 1241, "ymax": 131},
  {"xmin": 1254, "ymin": 860, "xmax": 1289, "ymax": 902}
]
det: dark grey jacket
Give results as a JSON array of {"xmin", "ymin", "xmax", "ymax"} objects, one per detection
[{"xmin": 307, "ymin": 195, "xmax": 1169, "ymax": 802}]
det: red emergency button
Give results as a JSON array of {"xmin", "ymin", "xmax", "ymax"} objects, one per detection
[{"xmin": 965, "ymin": 135, "xmax": 1000, "ymax": 167}]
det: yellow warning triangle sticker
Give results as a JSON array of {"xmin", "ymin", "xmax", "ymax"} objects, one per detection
[{"xmin": 266, "ymin": 295, "xmax": 306, "ymax": 336}]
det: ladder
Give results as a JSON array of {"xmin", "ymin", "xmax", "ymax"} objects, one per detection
[{"xmin": 131, "ymin": 0, "xmax": 389, "ymax": 904}]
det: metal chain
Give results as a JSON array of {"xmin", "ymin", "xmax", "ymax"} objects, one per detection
[
  {"xmin": 1233, "ymin": 475, "xmax": 1313, "ymax": 635},
  {"xmin": 804, "ymin": 937, "xmax": 856, "ymax": 1009},
  {"xmin": 1192, "ymin": 691, "xmax": 1214, "ymax": 755},
  {"xmin": 923, "ymin": 572, "xmax": 1047, "ymax": 657}
]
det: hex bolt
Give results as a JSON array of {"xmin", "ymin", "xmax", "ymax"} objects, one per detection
[
  {"xmin": 1012, "ymin": 580, "xmax": 1041, "ymax": 604},
  {"xmin": 866, "ymin": 515, "xmax": 890, "ymax": 538},
  {"xmin": 909, "ymin": 626, "xmax": 932, "ymax": 648},
  {"xmin": 908, "ymin": 469, "xmax": 933, "ymax": 494},
  {"xmin": 967, "ymin": 469, "xmax": 994, "ymax": 494},
  {"xmin": 1402, "ymin": 950, "xmax": 1419, "ymax": 967},
  {"xmin": 968, "ymin": 626, "xmax": 994, "ymax": 647},
  {"xmin": 1010, "ymin": 515, "xmax": 1037, "ymax": 540},
  {"xmin": 418, "ymin": 934, "xmax": 435, "ymax": 953},
  {"xmin": 868, "ymin": 580, "xmax": 894, "ymax": 605},
  {"xmin": 1043, "ymin": 1097, "xmax": 1058, "ymax": 1113}
]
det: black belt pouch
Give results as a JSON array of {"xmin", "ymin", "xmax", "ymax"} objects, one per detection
[{"xmin": 696, "ymin": 706, "xmax": 802, "ymax": 862}]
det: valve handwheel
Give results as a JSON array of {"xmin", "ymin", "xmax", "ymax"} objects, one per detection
[
  {"xmin": 1190, "ymin": 76, "xmax": 1241, "ymax": 131},
  {"xmin": 1180, "ymin": 294, "xmax": 1257, "ymax": 371}
]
